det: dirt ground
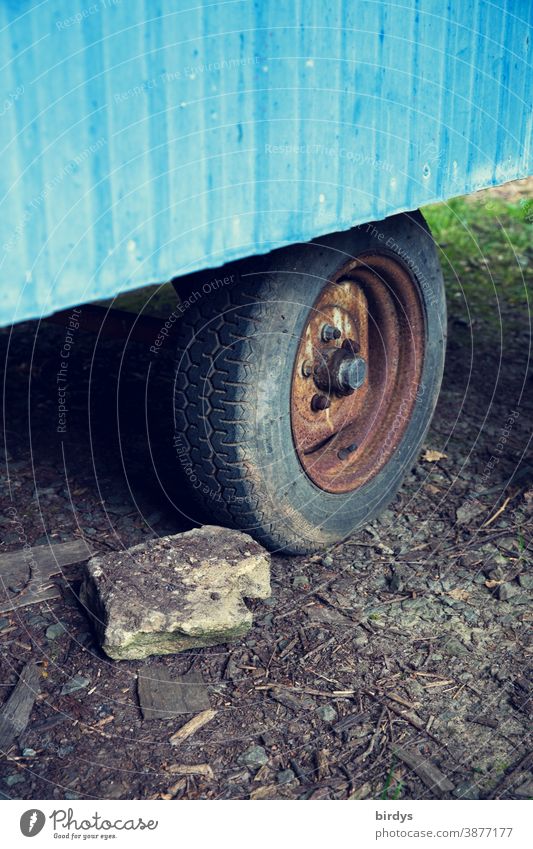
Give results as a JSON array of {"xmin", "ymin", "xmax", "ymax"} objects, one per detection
[{"xmin": 0, "ymin": 182, "xmax": 532, "ymax": 801}]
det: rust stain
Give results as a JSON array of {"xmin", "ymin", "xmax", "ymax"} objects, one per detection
[{"xmin": 290, "ymin": 252, "xmax": 425, "ymax": 493}]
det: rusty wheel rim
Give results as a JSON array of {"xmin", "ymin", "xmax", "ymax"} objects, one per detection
[{"xmin": 290, "ymin": 252, "xmax": 425, "ymax": 494}]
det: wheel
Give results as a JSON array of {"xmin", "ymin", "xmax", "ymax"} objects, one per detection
[{"xmin": 173, "ymin": 211, "xmax": 446, "ymax": 554}]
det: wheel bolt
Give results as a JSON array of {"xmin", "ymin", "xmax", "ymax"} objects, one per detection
[
  {"xmin": 321, "ymin": 324, "xmax": 341, "ymax": 342},
  {"xmin": 338, "ymin": 442, "xmax": 358, "ymax": 460},
  {"xmin": 301, "ymin": 359, "xmax": 313, "ymax": 377},
  {"xmin": 311, "ymin": 393, "xmax": 330, "ymax": 411}
]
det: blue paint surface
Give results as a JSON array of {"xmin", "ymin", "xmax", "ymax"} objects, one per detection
[{"xmin": 1, "ymin": 0, "xmax": 531, "ymax": 326}]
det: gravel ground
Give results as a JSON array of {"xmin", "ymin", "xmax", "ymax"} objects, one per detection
[{"xmin": 0, "ymin": 183, "xmax": 532, "ymax": 801}]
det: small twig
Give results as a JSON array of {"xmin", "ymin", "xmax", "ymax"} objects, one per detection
[
  {"xmin": 169, "ymin": 709, "xmax": 217, "ymax": 746},
  {"xmin": 481, "ymin": 496, "xmax": 511, "ymax": 528},
  {"xmin": 376, "ymin": 595, "xmax": 411, "ymax": 606},
  {"xmin": 299, "ymin": 636, "xmax": 336, "ymax": 661},
  {"xmin": 360, "ymin": 707, "xmax": 386, "ymax": 760},
  {"xmin": 257, "ymin": 683, "xmax": 354, "ymax": 698},
  {"xmin": 384, "ymin": 692, "xmax": 421, "ymax": 709},
  {"xmin": 278, "ymin": 636, "xmax": 298, "ymax": 659}
]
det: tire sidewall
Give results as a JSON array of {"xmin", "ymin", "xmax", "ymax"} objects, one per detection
[{"xmin": 246, "ymin": 212, "xmax": 446, "ymax": 550}]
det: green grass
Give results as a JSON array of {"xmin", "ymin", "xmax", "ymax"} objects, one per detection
[
  {"xmin": 380, "ymin": 761, "xmax": 404, "ymax": 799},
  {"xmin": 423, "ymin": 194, "xmax": 532, "ymax": 322}
]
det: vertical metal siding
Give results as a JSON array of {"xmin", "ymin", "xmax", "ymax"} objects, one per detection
[{"xmin": 0, "ymin": 0, "xmax": 531, "ymax": 325}]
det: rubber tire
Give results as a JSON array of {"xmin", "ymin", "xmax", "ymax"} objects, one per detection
[{"xmin": 173, "ymin": 211, "xmax": 446, "ymax": 554}]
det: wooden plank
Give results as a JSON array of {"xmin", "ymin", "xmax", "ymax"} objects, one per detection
[
  {"xmin": 0, "ymin": 661, "xmax": 41, "ymax": 751},
  {"xmin": 0, "ymin": 539, "xmax": 93, "ymax": 613},
  {"xmin": 0, "ymin": 586, "xmax": 64, "ymax": 614},
  {"xmin": 137, "ymin": 669, "xmax": 211, "ymax": 720},
  {"xmin": 0, "ymin": 538, "xmax": 93, "ymax": 585}
]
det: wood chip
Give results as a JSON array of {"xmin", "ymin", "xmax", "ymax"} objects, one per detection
[
  {"xmin": 137, "ymin": 669, "xmax": 211, "ymax": 720},
  {"xmin": 169, "ymin": 709, "xmax": 217, "ymax": 746},
  {"xmin": 333, "ymin": 711, "xmax": 371, "ymax": 735},
  {"xmin": 466, "ymin": 714, "xmax": 498, "ymax": 729},
  {"xmin": 421, "ymin": 449, "xmax": 447, "ymax": 462},
  {"xmin": 0, "ymin": 661, "xmax": 40, "ymax": 749},
  {"xmin": 250, "ymin": 784, "xmax": 278, "ymax": 800},
  {"xmin": 270, "ymin": 687, "xmax": 313, "ymax": 712},
  {"xmin": 305, "ymin": 604, "xmax": 353, "ymax": 626},
  {"xmin": 394, "ymin": 746, "xmax": 454, "ymax": 795},
  {"xmin": 315, "ymin": 748, "xmax": 329, "ymax": 781},
  {"xmin": 161, "ymin": 778, "xmax": 187, "ymax": 799},
  {"xmin": 348, "ymin": 781, "xmax": 372, "ymax": 799},
  {"xmin": 167, "ymin": 763, "xmax": 214, "ymax": 779},
  {"xmin": 447, "ymin": 588, "xmax": 470, "ymax": 601}
]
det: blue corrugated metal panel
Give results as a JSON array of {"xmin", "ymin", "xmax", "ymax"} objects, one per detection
[{"xmin": 1, "ymin": 0, "xmax": 531, "ymax": 326}]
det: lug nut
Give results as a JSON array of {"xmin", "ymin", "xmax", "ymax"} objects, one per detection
[
  {"xmin": 342, "ymin": 338, "xmax": 360, "ymax": 354},
  {"xmin": 311, "ymin": 393, "xmax": 330, "ymax": 411},
  {"xmin": 301, "ymin": 359, "xmax": 313, "ymax": 377},
  {"xmin": 338, "ymin": 355, "xmax": 366, "ymax": 392},
  {"xmin": 321, "ymin": 324, "xmax": 341, "ymax": 342}
]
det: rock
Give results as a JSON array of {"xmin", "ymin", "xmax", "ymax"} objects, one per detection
[
  {"xmin": 80, "ymin": 526, "xmax": 271, "ymax": 660},
  {"xmin": 22, "ymin": 748, "xmax": 36, "ymax": 757},
  {"xmin": 442, "ymin": 636, "xmax": 470, "ymax": 657},
  {"xmin": 61, "ymin": 675, "xmax": 90, "ymax": 695},
  {"xmin": 270, "ymin": 688, "xmax": 315, "ymax": 711},
  {"xmin": 238, "ymin": 745, "xmax": 269, "ymax": 769},
  {"xmin": 453, "ymin": 780, "xmax": 480, "ymax": 800},
  {"xmin": 485, "ymin": 565, "xmax": 506, "ymax": 581},
  {"xmin": 459, "ymin": 551, "xmax": 482, "ymax": 568},
  {"xmin": 456, "ymin": 501, "xmax": 486, "ymax": 525},
  {"xmin": 388, "ymin": 570, "xmax": 403, "ymax": 592},
  {"xmin": 316, "ymin": 705, "xmax": 338, "ymax": 722},
  {"xmin": 515, "ymin": 780, "xmax": 533, "ymax": 798},
  {"xmin": 496, "ymin": 583, "xmax": 518, "ymax": 601},
  {"xmin": 46, "ymin": 623, "xmax": 66, "ymax": 640},
  {"xmin": 321, "ymin": 554, "xmax": 334, "ymax": 568},
  {"xmin": 277, "ymin": 769, "xmax": 297, "ymax": 785},
  {"xmin": 27, "ymin": 615, "xmax": 49, "ymax": 628},
  {"xmin": 3, "ymin": 773, "xmax": 25, "ymax": 787},
  {"xmin": 353, "ymin": 633, "xmax": 369, "ymax": 648},
  {"xmin": 292, "ymin": 575, "xmax": 310, "ymax": 589},
  {"xmin": 517, "ymin": 574, "xmax": 533, "ymax": 590},
  {"xmin": 508, "ymin": 592, "xmax": 528, "ymax": 606}
]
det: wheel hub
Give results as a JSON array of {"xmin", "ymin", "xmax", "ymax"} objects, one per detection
[
  {"xmin": 290, "ymin": 252, "xmax": 425, "ymax": 494},
  {"xmin": 313, "ymin": 345, "xmax": 367, "ymax": 395}
]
